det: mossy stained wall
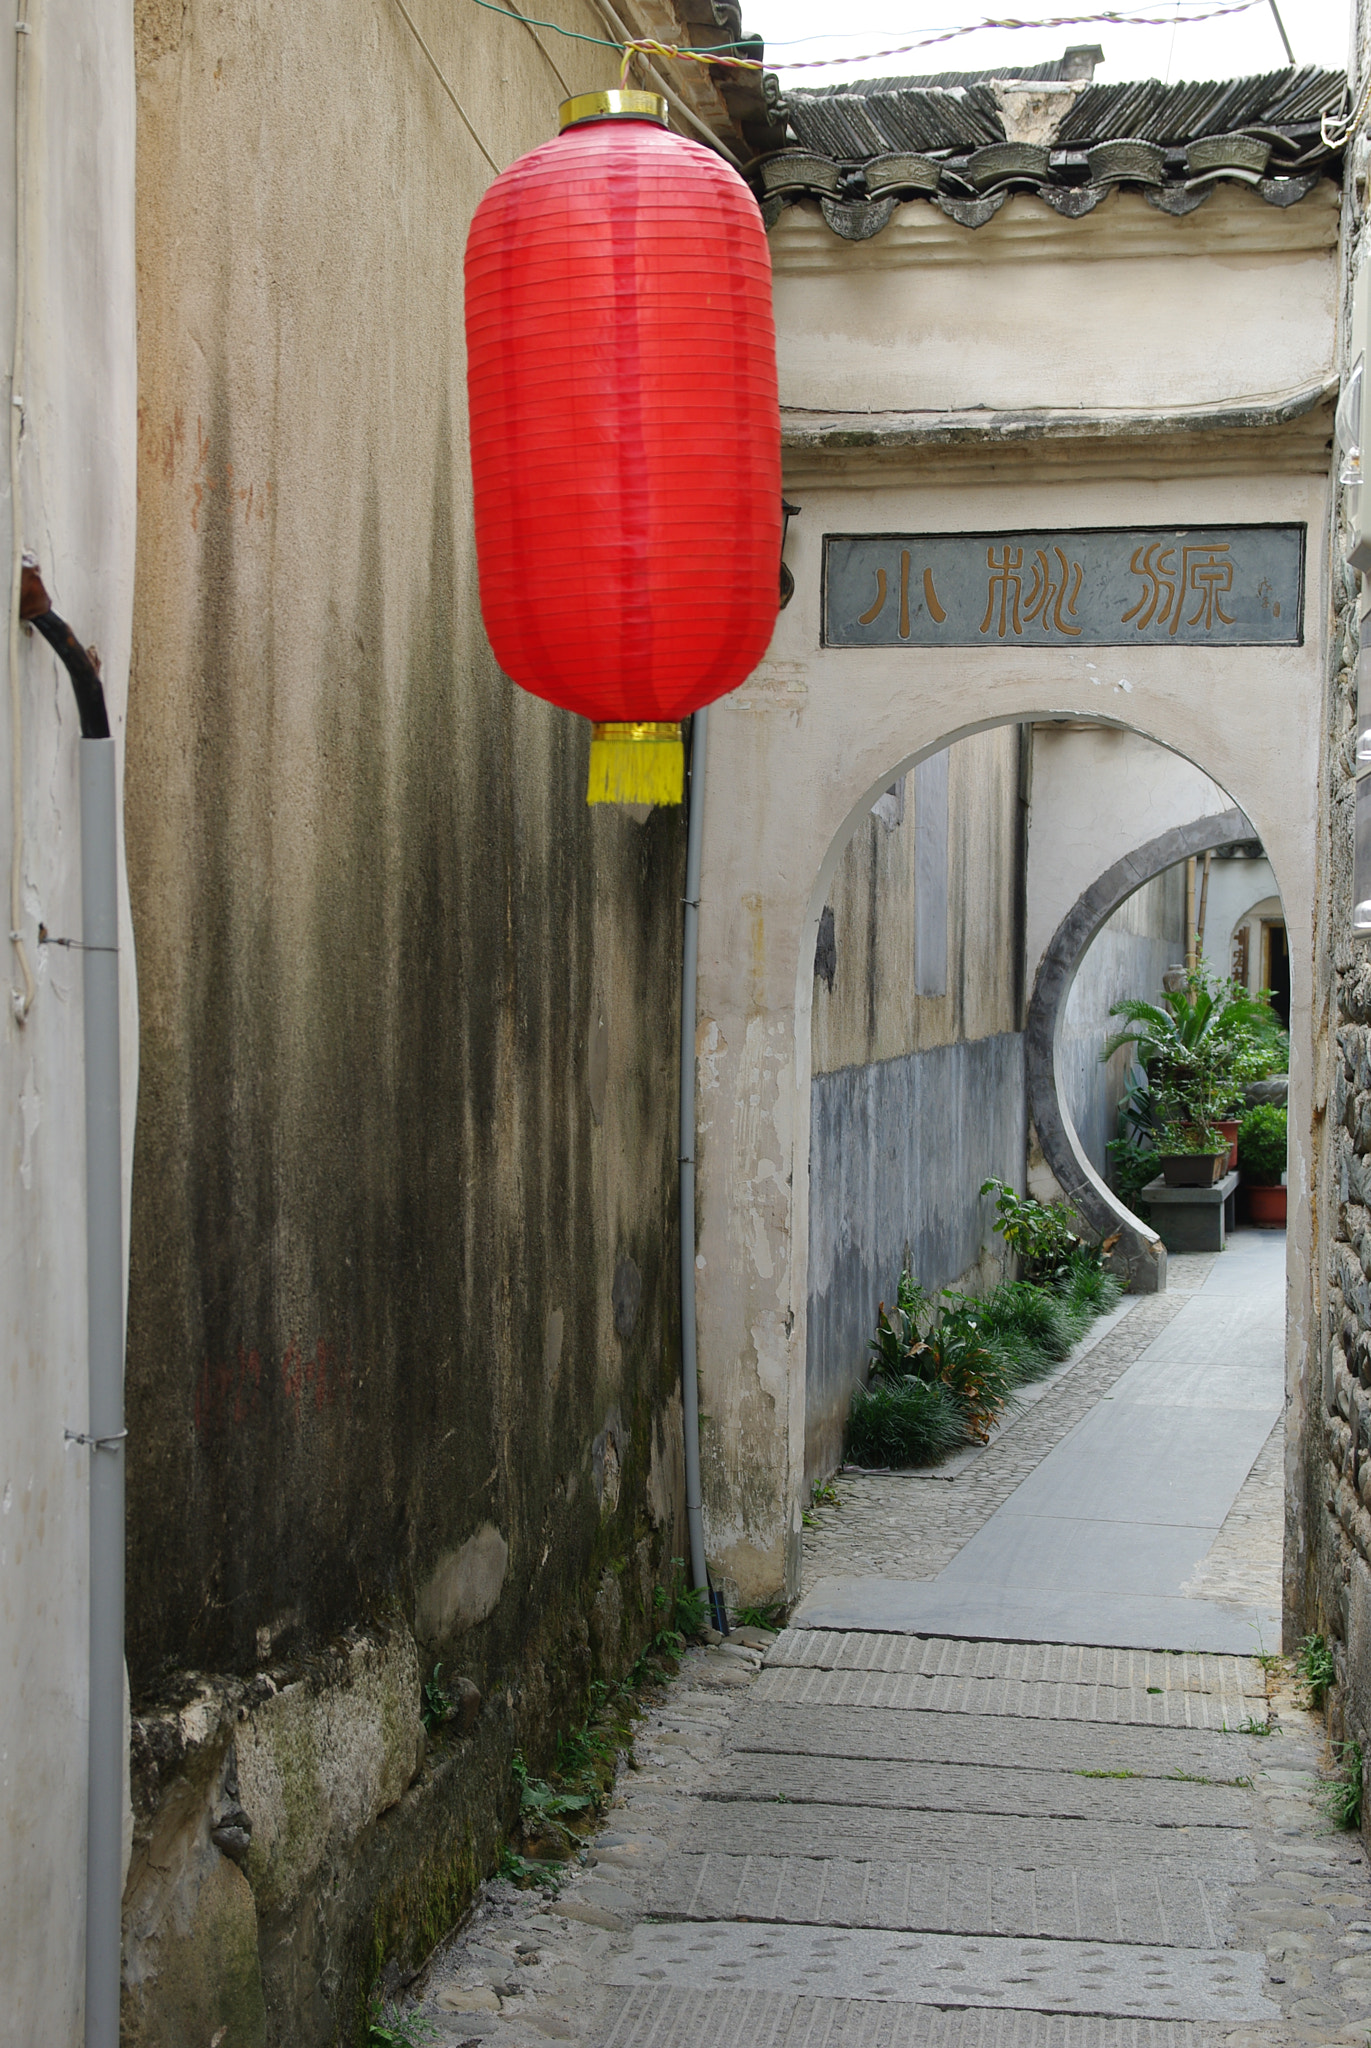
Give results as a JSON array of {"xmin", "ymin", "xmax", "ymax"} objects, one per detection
[{"xmin": 123, "ymin": 37, "xmax": 694, "ymax": 2036}]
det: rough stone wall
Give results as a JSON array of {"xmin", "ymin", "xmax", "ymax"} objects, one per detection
[
  {"xmin": 124, "ymin": 2, "xmax": 692, "ymax": 2039},
  {"xmin": 1304, "ymin": 0, "xmax": 1371, "ymax": 1812},
  {"xmin": 805, "ymin": 728, "xmax": 1026, "ymax": 1480}
]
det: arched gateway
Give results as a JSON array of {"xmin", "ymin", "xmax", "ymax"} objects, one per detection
[{"xmin": 691, "ymin": 149, "xmax": 1337, "ymax": 1606}]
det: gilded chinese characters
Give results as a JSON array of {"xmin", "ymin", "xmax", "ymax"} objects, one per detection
[{"xmin": 823, "ymin": 526, "xmax": 1304, "ymax": 649}]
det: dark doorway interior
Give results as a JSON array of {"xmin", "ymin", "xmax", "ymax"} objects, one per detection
[{"xmin": 1264, "ymin": 920, "xmax": 1290, "ymax": 1028}]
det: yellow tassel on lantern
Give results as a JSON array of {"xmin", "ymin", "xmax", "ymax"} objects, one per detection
[{"xmin": 587, "ymin": 722, "xmax": 684, "ymax": 807}]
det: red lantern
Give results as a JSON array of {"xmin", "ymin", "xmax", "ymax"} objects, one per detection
[{"xmin": 465, "ymin": 89, "xmax": 781, "ymax": 805}]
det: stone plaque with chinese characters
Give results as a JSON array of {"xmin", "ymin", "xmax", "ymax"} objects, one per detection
[{"xmin": 822, "ymin": 526, "xmax": 1305, "ymax": 648}]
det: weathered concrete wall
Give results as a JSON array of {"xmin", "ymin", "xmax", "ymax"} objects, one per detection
[
  {"xmin": 123, "ymin": 1, "xmax": 701, "ymax": 2037},
  {"xmin": 1057, "ymin": 870, "xmax": 1184, "ymax": 1181},
  {"xmin": 805, "ymin": 729, "xmax": 1026, "ymax": 1479},
  {"xmin": 0, "ymin": 8, "xmax": 138, "ymax": 2044},
  {"xmin": 807, "ymin": 1034, "xmax": 1026, "ymax": 1482},
  {"xmin": 811, "ymin": 729, "xmax": 1024, "ymax": 1072}
]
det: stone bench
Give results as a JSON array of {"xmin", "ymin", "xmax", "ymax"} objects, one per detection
[{"xmin": 1141, "ymin": 1169, "xmax": 1239, "ymax": 1254}]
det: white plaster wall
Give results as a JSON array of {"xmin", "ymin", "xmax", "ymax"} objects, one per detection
[
  {"xmin": 1026, "ymin": 725, "xmax": 1232, "ymax": 979},
  {"xmin": 772, "ymin": 185, "xmax": 1338, "ymax": 416},
  {"xmin": 696, "ymin": 462, "xmax": 1327, "ymax": 1601},
  {"xmin": 1202, "ymin": 855, "xmax": 1283, "ymax": 980},
  {"xmin": 0, "ymin": 7, "xmax": 138, "ymax": 2041}
]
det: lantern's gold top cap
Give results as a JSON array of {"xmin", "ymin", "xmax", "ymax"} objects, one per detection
[{"xmin": 559, "ymin": 90, "xmax": 668, "ymax": 130}]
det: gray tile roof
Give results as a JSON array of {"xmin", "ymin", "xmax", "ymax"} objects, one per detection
[{"xmin": 760, "ymin": 63, "xmax": 1347, "ymax": 237}]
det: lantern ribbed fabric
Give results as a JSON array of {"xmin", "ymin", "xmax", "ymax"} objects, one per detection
[{"xmin": 465, "ymin": 113, "xmax": 781, "ymax": 805}]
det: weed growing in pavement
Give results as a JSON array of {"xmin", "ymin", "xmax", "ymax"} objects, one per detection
[
  {"xmin": 367, "ymin": 1996, "xmax": 439, "ymax": 2046},
  {"xmin": 1146, "ymin": 1686, "xmax": 1163, "ymax": 1695},
  {"xmin": 420, "ymin": 1663, "xmax": 453, "ymax": 1734},
  {"xmin": 501, "ymin": 1584, "xmax": 703, "ymax": 1888},
  {"xmin": 735, "ymin": 1603, "xmax": 785, "ymax": 1632},
  {"xmin": 1240, "ymin": 1717, "xmax": 1274, "ymax": 1736},
  {"xmin": 1319, "ymin": 1741, "xmax": 1364, "ymax": 1830},
  {"xmin": 1295, "ymin": 1633, "xmax": 1336, "ymax": 1710},
  {"xmin": 498, "ymin": 1846, "xmax": 565, "ymax": 1893},
  {"xmin": 811, "ymin": 1479, "xmax": 841, "ymax": 1509},
  {"xmin": 1075, "ymin": 1769, "xmax": 1138, "ymax": 1779}
]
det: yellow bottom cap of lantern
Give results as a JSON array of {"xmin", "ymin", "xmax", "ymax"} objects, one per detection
[{"xmin": 586, "ymin": 722, "xmax": 684, "ymax": 807}]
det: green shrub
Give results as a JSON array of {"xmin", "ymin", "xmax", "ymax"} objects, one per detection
[
  {"xmin": 845, "ymin": 1373, "xmax": 964, "ymax": 1467},
  {"xmin": 979, "ymin": 1178, "xmax": 1090, "ymax": 1286},
  {"xmin": 1238, "ymin": 1103, "xmax": 1286, "ymax": 1185}
]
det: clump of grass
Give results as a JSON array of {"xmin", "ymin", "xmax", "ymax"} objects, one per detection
[
  {"xmin": 1295, "ymin": 1632, "xmax": 1336, "ymax": 1710},
  {"xmin": 846, "ymin": 1373, "xmax": 965, "ymax": 1467},
  {"xmin": 1319, "ymin": 1741, "xmax": 1364, "ymax": 1830},
  {"xmin": 367, "ymin": 1997, "xmax": 439, "ymax": 2046}
]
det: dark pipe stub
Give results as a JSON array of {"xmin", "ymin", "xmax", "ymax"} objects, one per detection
[{"xmin": 19, "ymin": 557, "xmax": 109, "ymax": 739}]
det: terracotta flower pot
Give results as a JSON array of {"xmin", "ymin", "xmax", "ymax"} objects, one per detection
[
  {"xmin": 1160, "ymin": 1152, "xmax": 1228, "ymax": 1187},
  {"xmin": 1246, "ymin": 1183, "xmax": 1287, "ymax": 1228},
  {"xmin": 1216, "ymin": 1119, "xmax": 1239, "ymax": 1172}
]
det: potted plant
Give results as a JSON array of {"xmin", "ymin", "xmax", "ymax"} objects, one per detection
[
  {"xmin": 1238, "ymin": 1103, "xmax": 1287, "ymax": 1226},
  {"xmin": 1103, "ymin": 968, "xmax": 1283, "ymax": 1192},
  {"xmin": 1153, "ymin": 1119, "xmax": 1230, "ymax": 1186}
]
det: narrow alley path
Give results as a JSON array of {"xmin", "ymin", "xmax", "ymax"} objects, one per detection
[{"xmin": 416, "ymin": 1231, "xmax": 1371, "ymax": 2047}]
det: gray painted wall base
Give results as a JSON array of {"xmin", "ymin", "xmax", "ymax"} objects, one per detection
[{"xmin": 807, "ymin": 1032, "xmax": 1026, "ymax": 1485}]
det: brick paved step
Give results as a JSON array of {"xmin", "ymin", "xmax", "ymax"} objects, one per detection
[
  {"xmin": 678, "ymin": 1800, "xmax": 1259, "ymax": 1871},
  {"xmin": 603, "ymin": 1988, "xmax": 1211, "ymax": 2047},
  {"xmin": 704, "ymin": 1754, "xmax": 1251, "ymax": 1829},
  {"xmin": 729, "ymin": 1703, "xmax": 1259, "ymax": 1779},
  {"xmin": 753, "ymin": 1666, "xmax": 1261, "ymax": 1729},
  {"xmin": 650, "ymin": 1852, "xmax": 1237, "ymax": 1949},
  {"xmin": 765, "ymin": 1634, "xmax": 1265, "ymax": 1699},
  {"xmin": 607, "ymin": 1922, "xmax": 1274, "ymax": 2024}
]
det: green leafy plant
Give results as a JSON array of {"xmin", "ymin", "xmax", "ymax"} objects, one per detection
[
  {"xmin": 1238, "ymin": 1103, "xmax": 1287, "ymax": 1186},
  {"xmin": 1155, "ymin": 1119, "xmax": 1229, "ymax": 1157},
  {"xmin": 812, "ymin": 1479, "xmax": 841, "ymax": 1509},
  {"xmin": 367, "ymin": 1996, "xmax": 439, "ymax": 2046},
  {"xmin": 849, "ymin": 1246, "xmax": 1121, "ymax": 1471},
  {"xmin": 734, "ymin": 1602, "xmax": 784, "ymax": 1632},
  {"xmin": 420, "ymin": 1663, "xmax": 453, "ymax": 1734},
  {"xmin": 1295, "ymin": 1632, "xmax": 1336, "ymax": 1709},
  {"xmin": 980, "ymin": 1178, "xmax": 1087, "ymax": 1286},
  {"xmin": 499, "ymin": 1845, "xmax": 565, "ymax": 1892},
  {"xmin": 1319, "ymin": 1741, "xmax": 1364, "ymax": 1830},
  {"xmin": 1103, "ymin": 966, "xmax": 1284, "ymax": 1134}
]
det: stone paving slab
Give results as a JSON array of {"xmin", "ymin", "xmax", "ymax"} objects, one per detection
[
  {"xmin": 601, "ymin": 1990, "xmax": 1212, "ymax": 2047},
  {"xmin": 728, "ymin": 1705, "xmax": 1257, "ymax": 1780},
  {"xmin": 705, "ymin": 1755, "xmax": 1251, "ymax": 1829},
  {"xmin": 678, "ymin": 1800, "xmax": 1261, "ymax": 1871},
  {"xmin": 606, "ymin": 1921, "xmax": 1277, "ymax": 2023},
  {"xmin": 651, "ymin": 1854, "xmax": 1238, "ymax": 1948},
  {"xmin": 799, "ymin": 1296, "xmax": 1191, "ymax": 1588},
  {"xmin": 791, "ymin": 1581, "xmax": 1274, "ymax": 1656},
  {"xmin": 753, "ymin": 1666, "xmax": 1262, "ymax": 1729}
]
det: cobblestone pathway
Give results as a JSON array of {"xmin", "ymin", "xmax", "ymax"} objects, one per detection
[{"xmin": 409, "ymin": 1235, "xmax": 1371, "ymax": 2046}]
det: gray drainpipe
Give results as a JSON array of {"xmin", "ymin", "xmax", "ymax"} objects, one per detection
[
  {"xmin": 679, "ymin": 707, "xmax": 709, "ymax": 1598},
  {"xmin": 22, "ymin": 563, "xmax": 124, "ymax": 2048}
]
